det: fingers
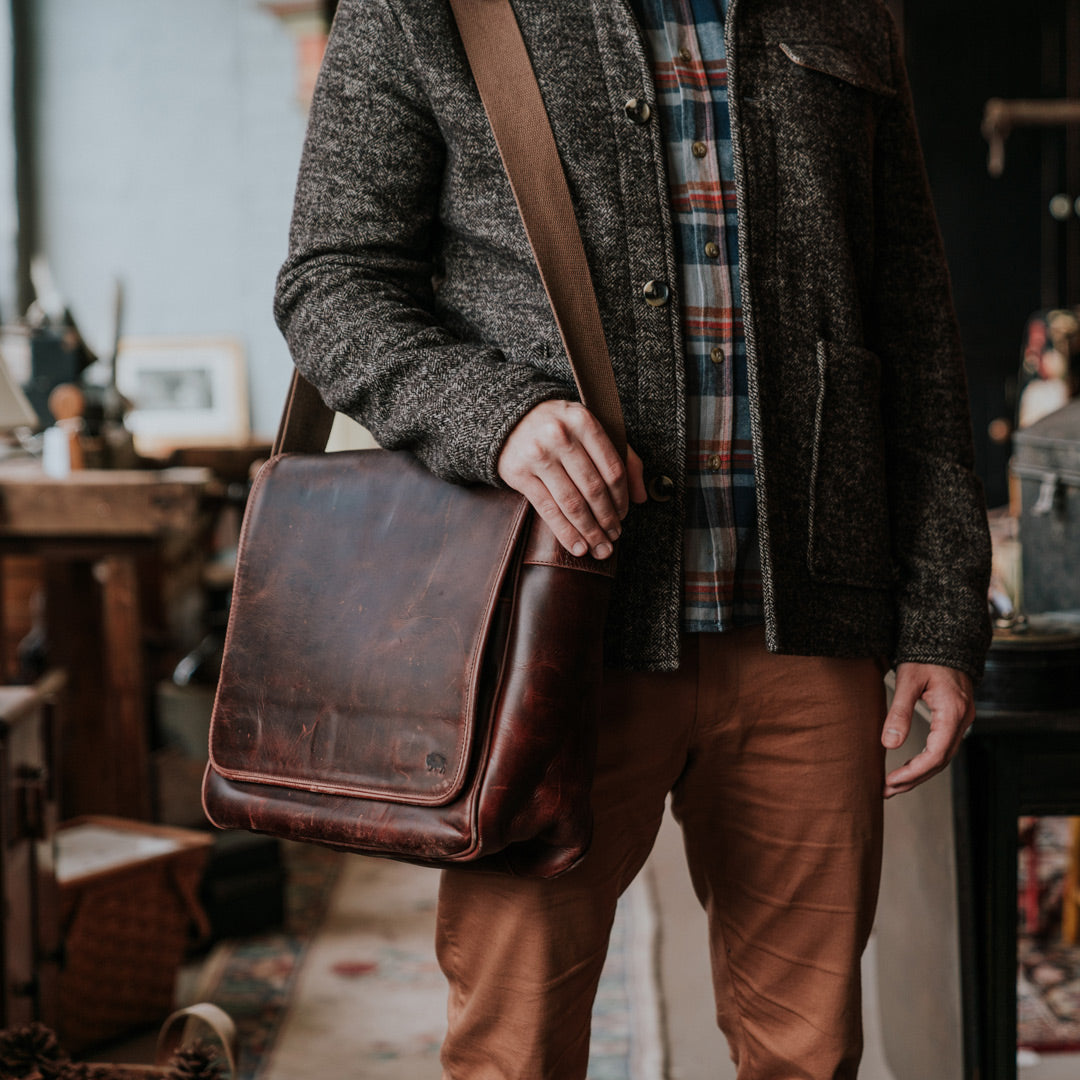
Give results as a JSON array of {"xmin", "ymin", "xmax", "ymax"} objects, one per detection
[
  {"xmin": 497, "ymin": 400, "xmax": 633, "ymax": 558},
  {"xmin": 515, "ymin": 461, "xmax": 616, "ymax": 559},
  {"xmin": 883, "ymin": 724, "xmax": 956, "ymax": 798},
  {"xmin": 881, "ymin": 673, "xmax": 920, "ymax": 751},
  {"xmin": 561, "ymin": 439, "xmax": 625, "ymax": 535},
  {"xmin": 883, "ymin": 664, "xmax": 975, "ymax": 799}
]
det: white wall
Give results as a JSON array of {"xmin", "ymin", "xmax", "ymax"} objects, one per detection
[
  {"xmin": 33, "ymin": 0, "xmax": 310, "ymax": 439},
  {"xmin": 0, "ymin": 4, "xmax": 17, "ymax": 324}
]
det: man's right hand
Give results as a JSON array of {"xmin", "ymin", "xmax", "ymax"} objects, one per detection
[{"xmin": 497, "ymin": 400, "xmax": 647, "ymax": 560}]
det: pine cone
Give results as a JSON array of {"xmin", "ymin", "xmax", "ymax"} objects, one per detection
[
  {"xmin": 0, "ymin": 1022, "xmax": 68, "ymax": 1078},
  {"xmin": 167, "ymin": 1042, "xmax": 224, "ymax": 1080}
]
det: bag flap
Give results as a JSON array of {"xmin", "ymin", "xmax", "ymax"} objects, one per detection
[{"xmin": 208, "ymin": 450, "xmax": 529, "ymax": 807}]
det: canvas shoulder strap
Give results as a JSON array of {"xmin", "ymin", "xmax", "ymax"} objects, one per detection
[{"xmin": 275, "ymin": 0, "xmax": 625, "ymax": 459}]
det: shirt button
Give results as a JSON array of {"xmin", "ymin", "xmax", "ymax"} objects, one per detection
[
  {"xmin": 692, "ymin": 140, "xmax": 708, "ymax": 158},
  {"xmin": 642, "ymin": 279, "xmax": 670, "ymax": 307},
  {"xmin": 678, "ymin": 46, "xmax": 692, "ymax": 61},
  {"xmin": 710, "ymin": 345, "xmax": 725, "ymax": 364},
  {"xmin": 707, "ymin": 454, "xmax": 722, "ymax": 472},
  {"xmin": 704, "ymin": 241, "xmax": 720, "ymax": 258},
  {"xmin": 648, "ymin": 475, "xmax": 675, "ymax": 502},
  {"xmin": 624, "ymin": 97, "xmax": 652, "ymax": 125}
]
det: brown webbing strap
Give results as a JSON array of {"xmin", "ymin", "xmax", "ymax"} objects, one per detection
[
  {"xmin": 449, "ymin": 0, "xmax": 626, "ymax": 458},
  {"xmin": 276, "ymin": 0, "xmax": 625, "ymax": 459}
]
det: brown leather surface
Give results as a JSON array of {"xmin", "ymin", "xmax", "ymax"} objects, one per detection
[
  {"xmin": 522, "ymin": 520, "xmax": 617, "ymax": 578},
  {"xmin": 274, "ymin": 369, "xmax": 335, "ymax": 455},
  {"xmin": 203, "ymin": 450, "xmax": 608, "ymax": 876},
  {"xmin": 208, "ymin": 450, "xmax": 528, "ymax": 803},
  {"xmin": 472, "ymin": 553, "xmax": 605, "ymax": 874}
]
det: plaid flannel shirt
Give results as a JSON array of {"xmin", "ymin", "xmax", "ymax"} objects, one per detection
[{"xmin": 630, "ymin": 0, "xmax": 763, "ymax": 632}]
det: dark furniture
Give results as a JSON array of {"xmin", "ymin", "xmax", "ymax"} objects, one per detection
[
  {"xmin": 955, "ymin": 705, "xmax": 1080, "ymax": 1080},
  {"xmin": 876, "ymin": 695, "xmax": 1080, "ymax": 1080},
  {"xmin": 902, "ymin": 0, "xmax": 1080, "ymax": 511},
  {"xmin": 0, "ymin": 674, "xmax": 63, "ymax": 1030}
]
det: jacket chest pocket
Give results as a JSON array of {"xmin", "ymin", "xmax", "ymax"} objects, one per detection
[
  {"xmin": 766, "ymin": 41, "xmax": 895, "ymax": 158},
  {"xmin": 808, "ymin": 340, "xmax": 892, "ymax": 590},
  {"xmin": 778, "ymin": 43, "xmax": 895, "ymax": 99}
]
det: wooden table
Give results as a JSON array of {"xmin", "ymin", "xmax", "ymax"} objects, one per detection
[{"xmin": 0, "ymin": 461, "xmax": 212, "ymax": 820}]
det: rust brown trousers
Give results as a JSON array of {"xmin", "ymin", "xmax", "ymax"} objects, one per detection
[{"xmin": 436, "ymin": 627, "xmax": 888, "ymax": 1080}]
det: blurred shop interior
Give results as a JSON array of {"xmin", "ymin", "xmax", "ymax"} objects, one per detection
[{"xmin": 0, "ymin": 1, "xmax": 1077, "ymax": 1079}]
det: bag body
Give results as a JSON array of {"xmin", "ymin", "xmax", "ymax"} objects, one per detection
[
  {"xmin": 203, "ymin": 449, "xmax": 612, "ymax": 877},
  {"xmin": 204, "ymin": 0, "xmax": 626, "ymax": 878}
]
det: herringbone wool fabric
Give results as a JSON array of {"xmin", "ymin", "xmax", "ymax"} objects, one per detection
[{"xmin": 274, "ymin": 0, "xmax": 992, "ymax": 677}]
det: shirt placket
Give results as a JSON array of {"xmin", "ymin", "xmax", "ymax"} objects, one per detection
[{"xmin": 677, "ymin": 2, "xmax": 737, "ymax": 623}]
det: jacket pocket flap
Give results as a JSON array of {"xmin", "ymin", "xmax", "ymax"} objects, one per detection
[{"xmin": 779, "ymin": 42, "xmax": 896, "ymax": 98}]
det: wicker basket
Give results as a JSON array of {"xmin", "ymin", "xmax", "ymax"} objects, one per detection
[{"xmin": 56, "ymin": 817, "xmax": 213, "ymax": 1053}]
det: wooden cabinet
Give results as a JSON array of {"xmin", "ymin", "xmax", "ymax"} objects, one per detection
[{"xmin": 0, "ymin": 675, "xmax": 63, "ymax": 1030}]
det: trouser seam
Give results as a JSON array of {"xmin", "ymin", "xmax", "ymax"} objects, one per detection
[
  {"xmin": 697, "ymin": 632, "xmax": 755, "ymax": 1076},
  {"xmin": 670, "ymin": 634, "xmax": 706, "ymax": 792},
  {"xmin": 712, "ymin": 909, "xmax": 755, "ymax": 1073}
]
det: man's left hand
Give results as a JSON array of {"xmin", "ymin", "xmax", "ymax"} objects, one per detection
[{"xmin": 882, "ymin": 662, "xmax": 975, "ymax": 799}]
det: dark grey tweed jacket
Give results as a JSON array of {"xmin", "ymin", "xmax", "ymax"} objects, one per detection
[{"xmin": 274, "ymin": 0, "xmax": 993, "ymax": 678}]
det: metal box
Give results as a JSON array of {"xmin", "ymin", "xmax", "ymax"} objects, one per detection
[{"xmin": 1011, "ymin": 397, "xmax": 1080, "ymax": 613}]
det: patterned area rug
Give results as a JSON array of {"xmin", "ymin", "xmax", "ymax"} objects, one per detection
[
  {"xmin": 1018, "ymin": 941, "xmax": 1080, "ymax": 1051},
  {"xmin": 192, "ymin": 842, "xmax": 343, "ymax": 1078},
  {"xmin": 590, "ymin": 874, "xmax": 664, "ymax": 1080},
  {"xmin": 196, "ymin": 845, "xmax": 662, "ymax": 1079},
  {"xmin": 1017, "ymin": 817, "xmax": 1080, "ymax": 1052}
]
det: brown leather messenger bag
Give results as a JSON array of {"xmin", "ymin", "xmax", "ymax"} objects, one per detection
[{"xmin": 202, "ymin": 0, "xmax": 627, "ymax": 878}]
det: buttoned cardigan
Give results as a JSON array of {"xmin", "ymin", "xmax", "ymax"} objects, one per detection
[{"xmin": 274, "ymin": 0, "xmax": 993, "ymax": 678}]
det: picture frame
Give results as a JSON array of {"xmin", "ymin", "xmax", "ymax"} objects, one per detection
[{"xmin": 117, "ymin": 336, "xmax": 250, "ymax": 453}]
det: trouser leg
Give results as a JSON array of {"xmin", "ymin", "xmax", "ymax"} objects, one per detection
[
  {"xmin": 672, "ymin": 628, "xmax": 887, "ymax": 1080},
  {"xmin": 436, "ymin": 651, "xmax": 700, "ymax": 1080}
]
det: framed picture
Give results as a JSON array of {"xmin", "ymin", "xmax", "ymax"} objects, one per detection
[{"xmin": 117, "ymin": 336, "xmax": 249, "ymax": 453}]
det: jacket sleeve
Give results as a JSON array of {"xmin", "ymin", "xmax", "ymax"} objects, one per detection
[
  {"xmin": 273, "ymin": 0, "xmax": 572, "ymax": 485},
  {"xmin": 870, "ymin": 15, "xmax": 992, "ymax": 680}
]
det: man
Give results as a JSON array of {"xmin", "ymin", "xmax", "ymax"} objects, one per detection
[{"xmin": 274, "ymin": 0, "xmax": 992, "ymax": 1075}]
